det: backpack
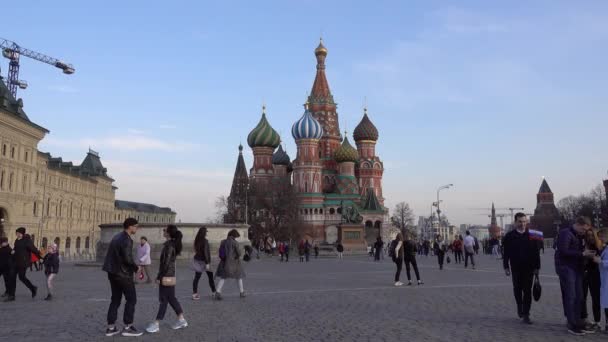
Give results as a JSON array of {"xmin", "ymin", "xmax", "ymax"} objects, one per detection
[
  {"xmin": 218, "ymin": 240, "xmax": 227, "ymax": 261},
  {"xmin": 388, "ymin": 240, "xmax": 398, "ymax": 260}
]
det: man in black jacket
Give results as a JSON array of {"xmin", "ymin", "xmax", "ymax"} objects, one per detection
[
  {"xmin": 102, "ymin": 218, "xmax": 142, "ymax": 337},
  {"xmin": 12, "ymin": 227, "xmax": 41, "ymax": 300},
  {"xmin": 502, "ymin": 213, "xmax": 541, "ymax": 324}
]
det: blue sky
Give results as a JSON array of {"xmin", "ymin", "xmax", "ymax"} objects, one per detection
[{"xmin": 3, "ymin": 0, "xmax": 607, "ymax": 224}]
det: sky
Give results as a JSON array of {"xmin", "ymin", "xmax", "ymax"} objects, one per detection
[{"xmin": 2, "ymin": 0, "xmax": 607, "ymax": 225}]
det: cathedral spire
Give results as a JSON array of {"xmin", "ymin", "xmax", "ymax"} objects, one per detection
[
  {"xmin": 226, "ymin": 144, "xmax": 249, "ymax": 223},
  {"xmin": 309, "ymin": 38, "xmax": 334, "ymax": 105},
  {"xmin": 491, "ymin": 202, "xmax": 497, "ymax": 226}
]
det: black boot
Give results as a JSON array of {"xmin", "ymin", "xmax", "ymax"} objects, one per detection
[
  {"xmin": 44, "ymin": 294, "xmax": 52, "ymax": 301},
  {"xmin": 3, "ymin": 295, "xmax": 15, "ymax": 302}
]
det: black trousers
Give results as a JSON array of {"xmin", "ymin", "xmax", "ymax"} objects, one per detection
[
  {"xmin": 193, "ymin": 271, "xmax": 216, "ymax": 294},
  {"xmin": 156, "ymin": 285, "xmax": 183, "ymax": 320},
  {"xmin": 107, "ymin": 273, "xmax": 137, "ymax": 325},
  {"xmin": 582, "ymin": 268, "xmax": 601, "ymax": 323},
  {"xmin": 464, "ymin": 252, "xmax": 475, "ymax": 268},
  {"xmin": 511, "ymin": 269, "xmax": 534, "ymax": 317},
  {"xmin": 15, "ymin": 267, "xmax": 36, "ymax": 294},
  {"xmin": 404, "ymin": 257, "xmax": 420, "ymax": 281},
  {"xmin": 1, "ymin": 268, "xmax": 14, "ymax": 296},
  {"xmin": 454, "ymin": 251, "xmax": 463, "ymax": 263},
  {"xmin": 437, "ymin": 251, "xmax": 445, "ymax": 267},
  {"xmin": 394, "ymin": 258, "xmax": 403, "ymax": 282}
]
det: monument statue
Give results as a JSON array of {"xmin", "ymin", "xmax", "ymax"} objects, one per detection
[{"xmin": 340, "ymin": 201, "xmax": 363, "ymax": 224}]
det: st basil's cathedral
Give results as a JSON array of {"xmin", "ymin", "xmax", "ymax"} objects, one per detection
[{"xmin": 226, "ymin": 40, "xmax": 387, "ymax": 246}]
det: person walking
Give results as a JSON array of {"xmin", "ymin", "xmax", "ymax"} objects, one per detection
[
  {"xmin": 42, "ymin": 243, "xmax": 59, "ymax": 301},
  {"xmin": 298, "ymin": 240, "xmax": 306, "ymax": 262},
  {"xmin": 336, "ymin": 242, "xmax": 344, "ymax": 259},
  {"xmin": 215, "ymin": 229, "xmax": 246, "ymax": 300},
  {"xmin": 433, "ymin": 235, "xmax": 446, "ymax": 270},
  {"xmin": 502, "ymin": 213, "xmax": 540, "ymax": 325},
  {"xmin": 581, "ymin": 228, "xmax": 602, "ymax": 331},
  {"xmin": 392, "ymin": 233, "xmax": 405, "ymax": 286},
  {"xmin": 374, "ymin": 237, "xmax": 384, "ymax": 262},
  {"xmin": 555, "ymin": 216, "xmax": 595, "ymax": 336},
  {"xmin": 192, "ymin": 227, "xmax": 216, "ymax": 301},
  {"xmin": 314, "ymin": 243, "xmax": 319, "ymax": 259},
  {"xmin": 12, "ymin": 227, "xmax": 41, "ymax": 299},
  {"xmin": 284, "ymin": 242, "xmax": 290, "ymax": 262},
  {"xmin": 136, "ymin": 237, "xmax": 152, "ymax": 284},
  {"xmin": 278, "ymin": 242, "xmax": 285, "ymax": 262},
  {"xmin": 464, "ymin": 231, "xmax": 476, "ymax": 270},
  {"xmin": 453, "ymin": 237, "xmax": 463, "ymax": 264},
  {"xmin": 403, "ymin": 234, "xmax": 422, "ymax": 285},
  {"xmin": 145, "ymin": 225, "xmax": 188, "ymax": 333},
  {"xmin": 0, "ymin": 237, "xmax": 14, "ymax": 301},
  {"xmin": 102, "ymin": 218, "xmax": 143, "ymax": 337},
  {"xmin": 304, "ymin": 240, "xmax": 311, "ymax": 262},
  {"xmin": 593, "ymin": 228, "xmax": 608, "ymax": 333}
]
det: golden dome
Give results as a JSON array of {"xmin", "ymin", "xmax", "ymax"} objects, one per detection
[{"xmin": 315, "ymin": 37, "xmax": 328, "ymax": 56}]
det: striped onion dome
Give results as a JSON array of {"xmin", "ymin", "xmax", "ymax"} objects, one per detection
[
  {"xmin": 247, "ymin": 107, "xmax": 281, "ymax": 148},
  {"xmin": 292, "ymin": 107, "xmax": 323, "ymax": 140},
  {"xmin": 353, "ymin": 107, "xmax": 379, "ymax": 142},
  {"xmin": 334, "ymin": 136, "xmax": 359, "ymax": 163},
  {"xmin": 272, "ymin": 145, "xmax": 291, "ymax": 165}
]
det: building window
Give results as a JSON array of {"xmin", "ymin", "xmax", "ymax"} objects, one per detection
[
  {"xmin": 25, "ymin": 151, "xmax": 28, "ymax": 163},
  {"xmin": 65, "ymin": 237, "xmax": 71, "ymax": 249},
  {"xmin": 0, "ymin": 170, "xmax": 4, "ymax": 189},
  {"xmin": 54, "ymin": 237, "xmax": 60, "ymax": 247},
  {"xmin": 1, "ymin": 144, "xmax": 5, "ymax": 156},
  {"xmin": 345, "ymin": 231, "xmax": 361, "ymax": 240},
  {"xmin": 42, "ymin": 237, "xmax": 48, "ymax": 248},
  {"xmin": 85, "ymin": 236, "xmax": 90, "ymax": 250},
  {"xmin": 76, "ymin": 237, "xmax": 81, "ymax": 252},
  {"xmin": 10, "ymin": 147, "xmax": 14, "ymax": 158},
  {"xmin": 47, "ymin": 198, "xmax": 51, "ymax": 216},
  {"xmin": 22, "ymin": 175, "xmax": 27, "ymax": 192},
  {"xmin": 9, "ymin": 173, "xmax": 13, "ymax": 191},
  {"xmin": 33, "ymin": 202, "xmax": 37, "ymax": 216}
]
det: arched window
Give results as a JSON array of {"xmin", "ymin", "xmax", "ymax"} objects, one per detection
[
  {"xmin": 65, "ymin": 237, "xmax": 71, "ymax": 249},
  {"xmin": 337, "ymin": 208, "xmax": 342, "ymax": 214},
  {"xmin": 54, "ymin": 237, "xmax": 60, "ymax": 247},
  {"xmin": 314, "ymin": 209, "xmax": 318, "ymax": 214},
  {"xmin": 76, "ymin": 237, "xmax": 81, "ymax": 251},
  {"xmin": 320, "ymin": 209, "xmax": 323, "ymax": 214},
  {"xmin": 329, "ymin": 208, "xmax": 335, "ymax": 215},
  {"xmin": 85, "ymin": 236, "xmax": 90, "ymax": 250},
  {"xmin": 42, "ymin": 237, "xmax": 48, "ymax": 248},
  {"xmin": 33, "ymin": 202, "xmax": 37, "ymax": 216}
]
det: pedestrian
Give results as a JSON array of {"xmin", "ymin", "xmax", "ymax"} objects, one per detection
[
  {"xmin": 102, "ymin": 218, "xmax": 143, "ymax": 337},
  {"xmin": 12, "ymin": 227, "xmax": 41, "ymax": 299},
  {"xmin": 314, "ymin": 243, "xmax": 319, "ymax": 259},
  {"xmin": 38, "ymin": 246, "xmax": 47, "ymax": 272},
  {"xmin": 271, "ymin": 239, "xmax": 277, "ymax": 256},
  {"xmin": 336, "ymin": 242, "xmax": 344, "ymax": 259},
  {"xmin": 392, "ymin": 233, "xmax": 405, "ymax": 286},
  {"xmin": 192, "ymin": 226, "xmax": 216, "ymax": 301},
  {"xmin": 0, "ymin": 237, "xmax": 14, "ymax": 301},
  {"xmin": 42, "ymin": 243, "xmax": 60, "ymax": 301},
  {"xmin": 30, "ymin": 248, "xmax": 40, "ymax": 272},
  {"xmin": 555, "ymin": 216, "xmax": 595, "ymax": 336},
  {"xmin": 403, "ymin": 234, "xmax": 422, "ymax": 285},
  {"xmin": 298, "ymin": 240, "xmax": 305, "ymax": 262},
  {"xmin": 464, "ymin": 231, "xmax": 476, "ymax": 270},
  {"xmin": 374, "ymin": 237, "xmax": 384, "ymax": 262},
  {"xmin": 284, "ymin": 242, "xmax": 290, "ymax": 262},
  {"xmin": 474, "ymin": 236, "xmax": 480, "ymax": 255},
  {"xmin": 502, "ymin": 213, "xmax": 540, "ymax": 325},
  {"xmin": 433, "ymin": 235, "xmax": 446, "ymax": 270},
  {"xmin": 215, "ymin": 229, "xmax": 246, "ymax": 300},
  {"xmin": 304, "ymin": 240, "xmax": 311, "ymax": 262},
  {"xmin": 581, "ymin": 228, "xmax": 601, "ymax": 331},
  {"xmin": 453, "ymin": 237, "xmax": 463, "ymax": 264},
  {"xmin": 145, "ymin": 225, "xmax": 188, "ymax": 333},
  {"xmin": 593, "ymin": 228, "xmax": 608, "ymax": 333},
  {"xmin": 278, "ymin": 242, "xmax": 285, "ymax": 262},
  {"xmin": 136, "ymin": 237, "xmax": 152, "ymax": 284}
]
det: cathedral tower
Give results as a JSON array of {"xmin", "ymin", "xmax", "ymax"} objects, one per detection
[
  {"xmin": 226, "ymin": 144, "xmax": 249, "ymax": 223},
  {"xmin": 247, "ymin": 105, "xmax": 281, "ymax": 188},
  {"xmin": 353, "ymin": 107, "xmax": 384, "ymax": 204}
]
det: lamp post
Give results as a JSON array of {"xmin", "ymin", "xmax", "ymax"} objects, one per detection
[{"xmin": 436, "ymin": 184, "xmax": 453, "ymax": 230}]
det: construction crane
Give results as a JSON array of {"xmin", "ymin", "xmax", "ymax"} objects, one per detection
[
  {"xmin": 0, "ymin": 37, "xmax": 75, "ymax": 98},
  {"xmin": 470, "ymin": 206, "xmax": 525, "ymax": 223}
]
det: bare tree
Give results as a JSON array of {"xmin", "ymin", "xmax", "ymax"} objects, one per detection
[
  {"xmin": 558, "ymin": 183, "xmax": 608, "ymax": 227},
  {"xmin": 211, "ymin": 195, "xmax": 228, "ymax": 224},
  {"xmin": 391, "ymin": 202, "xmax": 415, "ymax": 236}
]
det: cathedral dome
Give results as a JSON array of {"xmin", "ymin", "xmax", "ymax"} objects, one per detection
[
  {"xmin": 247, "ymin": 107, "xmax": 281, "ymax": 148},
  {"xmin": 272, "ymin": 145, "xmax": 291, "ymax": 166},
  {"xmin": 353, "ymin": 108, "xmax": 379, "ymax": 142},
  {"xmin": 292, "ymin": 106, "xmax": 323, "ymax": 140},
  {"xmin": 334, "ymin": 136, "xmax": 359, "ymax": 163},
  {"xmin": 315, "ymin": 38, "xmax": 328, "ymax": 56}
]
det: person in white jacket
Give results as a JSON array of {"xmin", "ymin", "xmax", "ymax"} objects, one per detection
[{"xmin": 137, "ymin": 237, "xmax": 152, "ymax": 284}]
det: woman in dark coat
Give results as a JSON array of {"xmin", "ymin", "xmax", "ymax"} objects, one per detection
[
  {"xmin": 192, "ymin": 227, "xmax": 216, "ymax": 300},
  {"xmin": 145, "ymin": 225, "xmax": 188, "ymax": 333},
  {"xmin": 215, "ymin": 229, "xmax": 245, "ymax": 300},
  {"xmin": 42, "ymin": 243, "xmax": 60, "ymax": 300}
]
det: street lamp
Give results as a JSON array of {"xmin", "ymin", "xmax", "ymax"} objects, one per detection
[{"xmin": 436, "ymin": 184, "xmax": 453, "ymax": 228}]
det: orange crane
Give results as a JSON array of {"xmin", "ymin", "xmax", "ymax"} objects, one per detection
[{"xmin": 1, "ymin": 37, "xmax": 75, "ymax": 97}]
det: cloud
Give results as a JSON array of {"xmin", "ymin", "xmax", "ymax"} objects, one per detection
[
  {"xmin": 159, "ymin": 124, "xmax": 177, "ymax": 129},
  {"xmin": 48, "ymin": 85, "xmax": 79, "ymax": 93},
  {"xmin": 44, "ymin": 135, "xmax": 200, "ymax": 152}
]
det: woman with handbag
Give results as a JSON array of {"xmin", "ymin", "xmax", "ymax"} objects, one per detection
[
  {"xmin": 192, "ymin": 226, "xmax": 216, "ymax": 300},
  {"xmin": 145, "ymin": 225, "xmax": 188, "ymax": 333}
]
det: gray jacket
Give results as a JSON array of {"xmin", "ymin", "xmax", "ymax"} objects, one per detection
[{"xmin": 216, "ymin": 237, "xmax": 245, "ymax": 279}]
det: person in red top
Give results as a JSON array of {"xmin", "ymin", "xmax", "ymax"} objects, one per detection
[
  {"xmin": 279, "ymin": 242, "xmax": 286, "ymax": 262},
  {"xmin": 452, "ymin": 238, "xmax": 463, "ymax": 264}
]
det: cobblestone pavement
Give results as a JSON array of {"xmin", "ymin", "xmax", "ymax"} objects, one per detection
[{"xmin": 0, "ymin": 252, "xmax": 603, "ymax": 341}]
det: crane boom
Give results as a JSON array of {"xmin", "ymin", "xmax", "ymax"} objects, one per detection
[{"xmin": 0, "ymin": 37, "xmax": 74, "ymax": 97}]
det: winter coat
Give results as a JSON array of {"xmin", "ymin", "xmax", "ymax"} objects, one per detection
[
  {"xmin": 102, "ymin": 231, "xmax": 138, "ymax": 278},
  {"xmin": 599, "ymin": 247, "xmax": 608, "ymax": 309},
  {"xmin": 156, "ymin": 240, "xmax": 177, "ymax": 281},
  {"xmin": 43, "ymin": 253, "xmax": 60, "ymax": 274},
  {"xmin": 0, "ymin": 245, "xmax": 13, "ymax": 271},
  {"xmin": 216, "ymin": 237, "xmax": 245, "ymax": 279},
  {"xmin": 13, "ymin": 236, "xmax": 41, "ymax": 269},
  {"xmin": 136, "ymin": 242, "xmax": 151, "ymax": 266},
  {"xmin": 194, "ymin": 238, "xmax": 211, "ymax": 264},
  {"xmin": 403, "ymin": 240, "xmax": 417, "ymax": 259},
  {"xmin": 554, "ymin": 227, "xmax": 584, "ymax": 271},
  {"xmin": 502, "ymin": 229, "xmax": 541, "ymax": 272}
]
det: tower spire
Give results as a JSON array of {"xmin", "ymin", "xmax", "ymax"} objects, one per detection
[
  {"xmin": 309, "ymin": 38, "xmax": 333, "ymax": 105},
  {"xmin": 491, "ymin": 202, "xmax": 497, "ymax": 226}
]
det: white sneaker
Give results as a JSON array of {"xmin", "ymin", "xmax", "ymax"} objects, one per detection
[
  {"xmin": 171, "ymin": 318, "xmax": 188, "ymax": 330},
  {"xmin": 145, "ymin": 322, "xmax": 159, "ymax": 334},
  {"xmin": 394, "ymin": 281, "xmax": 403, "ymax": 287}
]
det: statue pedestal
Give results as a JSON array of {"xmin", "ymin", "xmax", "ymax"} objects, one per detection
[{"xmin": 339, "ymin": 223, "xmax": 366, "ymax": 251}]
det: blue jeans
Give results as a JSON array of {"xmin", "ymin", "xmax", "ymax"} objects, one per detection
[{"xmin": 557, "ymin": 266, "xmax": 583, "ymax": 328}]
